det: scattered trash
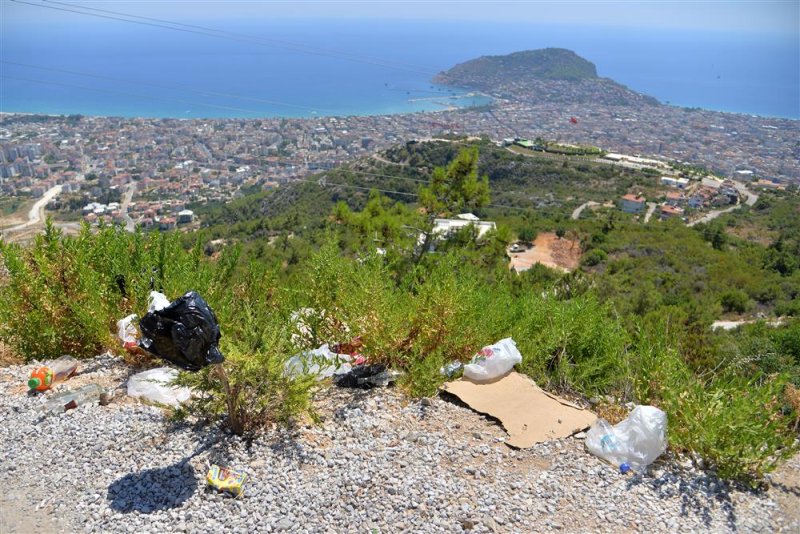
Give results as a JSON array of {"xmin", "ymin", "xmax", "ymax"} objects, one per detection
[
  {"xmin": 147, "ymin": 291, "xmax": 171, "ymax": 313},
  {"xmin": 116, "ymin": 314, "xmax": 138, "ymax": 350},
  {"xmin": 127, "ymin": 368, "xmax": 192, "ymax": 407},
  {"xmin": 28, "ymin": 355, "xmax": 78, "ymax": 392},
  {"xmin": 332, "ymin": 336, "xmax": 366, "ymax": 364},
  {"xmin": 463, "ymin": 338, "xmax": 522, "ymax": 382},
  {"xmin": 290, "ymin": 307, "xmax": 349, "ymax": 346},
  {"xmin": 38, "ymin": 383, "xmax": 105, "ymax": 416},
  {"xmin": 138, "ymin": 291, "xmax": 224, "ymax": 371},
  {"xmin": 206, "ymin": 464, "xmax": 247, "ymax": 497},
  {"xmin": 585, "ymin": 405, "xmax": 667, "ymax": 474},
  {"xmin": 441, "ymin": 371, "xmax": 596, "ymax": 448},
  {"xmin": 439, "ymin": 361, "xmax": 463, "ymax": 378},
  {"xmin": 284, "ymin": 344, "xmax": 352, "ymax": 380},
  {"xmin": 334, "ymin": 364, "xmax": 401, "ymax": 389}
]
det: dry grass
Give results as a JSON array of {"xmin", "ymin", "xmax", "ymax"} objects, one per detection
[{"xmin": 0, "ymin": 341, "xmax": 23, "ymax": 367}]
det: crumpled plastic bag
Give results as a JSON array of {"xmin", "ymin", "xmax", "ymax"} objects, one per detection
[
  {"xmin": 127, "ymin": 367, "xmax": 192, "ymax": 407},
  {"xmin": 284, "ymin": 344, "xmax": 352, "ymax": 380},
  {"xmin": 148, "ymin": 291, "xmax": 171, "ymax": 313},
  {"xmin": 463, "ymin": 338, "xmax": 522, "ymax": 382},
  {"xmin": 138, "ymin": 291, "xmax": 224, "ymax": 371},
  {"xmin": 116, "ymin": 314, "xmax": 138, "ymax": 349},
  {"xmin": 585, "ymin": 405, "xmax": 667, "ymax": 473}
]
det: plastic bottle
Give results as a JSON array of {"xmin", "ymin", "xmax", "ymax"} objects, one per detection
[
  {"xmin": 28, "ymin": 355, "xmax": 78, "ymax": 392},
  {"xmin": 38, "ymin": 383, "xmax": 105, "ymax": 416},
  {"xmin": 586, "ymin": 419, "xmax": 632, "ymax": 474}
]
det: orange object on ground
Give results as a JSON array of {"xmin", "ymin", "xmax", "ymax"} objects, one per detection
[{"xmin": 28, "ymin": 355, "xmax": 78, "ymax": 391}]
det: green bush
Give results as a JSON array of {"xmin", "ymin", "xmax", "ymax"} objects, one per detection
[
  {"xmin": 2, "ymin": 227, "xmax": 797, "ymax": 482},
  {"xmin": 628, "ymin": 316, "xmax": 799, "ymax": 485},
  {"xmin": 0, "ymin": 222, "xmax": 212, "ymax": 361},
  {"xmin": 581, "ymin": 248, "xmax": 607, "ymax": 267},
  {"xmin": 720, "ymin": 289, "xmax": 751, "ymax": 314},
  {"xmin": 175, "ymin": 265, "xmax": 316, "ymax": 433}
]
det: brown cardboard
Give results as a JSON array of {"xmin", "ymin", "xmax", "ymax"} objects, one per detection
[{"xmin": 441, "ymin": 371, "xmax": 596, "ymax": 448}]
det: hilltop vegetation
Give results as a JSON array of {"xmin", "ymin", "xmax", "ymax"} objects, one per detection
[
  {"xmin": 436, "ymin": 48, "xmax": 598, "ymax": 84},
  {"xmin": 1, "ymin": 142, "xmax": 799, "ymax": 484},
  {"xmin": 433, "ymin": 48, "xmax": 660, "ymax": 106}
]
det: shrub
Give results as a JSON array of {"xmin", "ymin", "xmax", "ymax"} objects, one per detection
[
  {"xmin": 0, "ymin": 223, "xmax": 211, "ymax": 361},
  {"xmin": 581, "ymin": 248, "xmax": 607, "ymax": 267},
  {"xmin": 719, "ymin": 289, "xmax": 751, "ymax": 314},
  {"xmin": 175, "ymin": 265, "xmax": 315, "ymax": 433},
  {"xmin": 628, "ymin": 316, "xmax": 799, "ymax": 485}
]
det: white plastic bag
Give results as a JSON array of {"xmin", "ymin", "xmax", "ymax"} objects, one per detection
[
  {"xmin": 116, "ymin": 314, "xmax": 138, "ymax": 348},
  {"xmin": 147, "ymin": 291, "xmax": 171, "ymax": 313},
  {"xmin": 463, "ymin": 338, "xmax": 522, "ymax": 382},
  {"xmin": 586, "ymin": 405, "xmax": 667, "ymax": 473},
  {"xmin": 127, "ymin": 368, "xmax": 192, "ymax": 407},
  {"xmin": 284, "ymin": 344, "xmax": 351, "ymax": 380}
]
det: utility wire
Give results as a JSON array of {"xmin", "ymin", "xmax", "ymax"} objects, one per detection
[
  {"xmin": 13, "ymin": 0, "xmax": 436, "ymax": 75},
  {"xmin": 45, "ymin": 0, "xmax": 436, "ymax": 74},
  {"xmin": 1, "ymin": 60, "xmax": 331, "ymax": 113},
  {"xmin": 305, "ymin": 174, "xmax": 531, "ymax": 212}
]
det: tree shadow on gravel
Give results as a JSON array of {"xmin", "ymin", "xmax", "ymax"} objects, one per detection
[
  {"xmin": 107, "ymin": 432, "xmax": 223, "ymax": 514},
  {"xmin": 626, "ymin": 470, "xmax": 739, "ymax": 530},
  {"xmin": 107, "ymin": 460, "xmax": 198, "ymax": 514}
]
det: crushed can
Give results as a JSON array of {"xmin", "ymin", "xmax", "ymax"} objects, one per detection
[{"xmin": 206, "ymin": 464, "xmax": 246, "ymax": 497}]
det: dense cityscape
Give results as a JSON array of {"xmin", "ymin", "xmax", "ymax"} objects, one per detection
[{"xmin": 0, "ymin": 69, "xmax": 798, "ymax": 234}]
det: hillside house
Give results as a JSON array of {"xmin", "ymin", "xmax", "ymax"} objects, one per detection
[
  {"xmin": 419, "ymin": 213, "xmax": 496, "ymax": 252},
  {"xmin": 620, "ymin": 194, "xmax": 646, "ymax": 214},
  {"xmin": 660, "ymin": 176, "xmax": 689, "ymax": 189},
  {"xmin": 665, "ymin": 191, "xmax": 684, "ymax": 207},
  {"xmin": 659, "ymin": 205, "xmax": 684, "ymax": 220}
]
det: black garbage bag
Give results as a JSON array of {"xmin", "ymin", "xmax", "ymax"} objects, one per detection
[
  {"xmin": 334, "ymin": 364, "xmax": 397, "ymax": 389},
  {"xmin": 138, "ymin": 291, "xmax": 224, "ymax": 371}
]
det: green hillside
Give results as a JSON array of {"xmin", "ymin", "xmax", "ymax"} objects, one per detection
[{"xmin": 437, "ymin": 48, "xmax": 598, "ymax": 84}]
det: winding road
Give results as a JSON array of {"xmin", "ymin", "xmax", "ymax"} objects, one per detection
[
  {"xmin": 571, "ymin": 201, "xmax": 599, "ymax": 220},
  {"xmin": 2, "ymin": 184, "xmax": 62, "ymax": 234},
  {"xmin": 688, "ymin": 181, "xmax": 758, "ymax": 227},
  {"xmin": 643, "ymin": 202, "xmax": 658, "ymax": 223},
  {"xmin": 120, "ymin": 182, "xmax": 137, "ymax": 232}
]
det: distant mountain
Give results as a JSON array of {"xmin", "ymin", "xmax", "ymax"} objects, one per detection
[
  {"xmin": 434, "ymin": 48, "xmax": 659, "ymax": 107},
  {"xmin": 437, "ymin": 48, "xmax": 598, "ymax": 84}
]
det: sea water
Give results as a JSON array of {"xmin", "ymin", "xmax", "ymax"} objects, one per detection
[{"xmin": 2, "ymin": 18, "xmax": 797, "ymax": 119}]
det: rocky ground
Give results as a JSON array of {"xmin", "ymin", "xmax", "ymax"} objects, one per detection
[{"xmin": 1, "ymin": 354, "xmax": 798, "ymax": 533}]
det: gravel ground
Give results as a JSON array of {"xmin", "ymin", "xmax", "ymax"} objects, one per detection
[{"xmin": 1, "ymin": 354, "xmax": 798, "ymax": 533}]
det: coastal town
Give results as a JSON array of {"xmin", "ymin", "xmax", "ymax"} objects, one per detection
[{"xmin": 0, "ymin": 79, "xmax": 796, "ymax": 236}]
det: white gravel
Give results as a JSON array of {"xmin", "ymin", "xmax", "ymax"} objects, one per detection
[{"xmin": 0, "ymin": 354, "xmax": 796, "ymax": 533}]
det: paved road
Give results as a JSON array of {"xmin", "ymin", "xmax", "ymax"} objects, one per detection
[
  {"xmin": 688, "ymin": 181, "xmax": 758, "ymax": 227},
  {"xmin": 120, "ymin": 182, "xmax": 137, "ymax": 232},
  {"xmin": 2, "ymin": 184, "xmax": 62, "ymax": 234},
  {"xmin": 643, "ymin": 202, "xmax": 658, "ymax": 223},
  {"xmin": 571, "ymin": 201, "xmax": 599, "ymax": 220}
]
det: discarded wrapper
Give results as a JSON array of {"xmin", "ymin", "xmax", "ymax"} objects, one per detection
[{"xmin": 206, "ymin": 464, "xmax": 247, "ymax": 497}]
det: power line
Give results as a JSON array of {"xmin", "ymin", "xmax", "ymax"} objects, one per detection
[
  {"xmin": 301, "ymin": 175, "xmax": 531, "ymax": 212},
  {"xmin": 295, "ymin": 177, "xmax": 419, "ymax": 197},
  {"xmin": 13, "ymin": 0, "xmax": 436, "ymax": 76},
  {"xmin": 2, "ymin": 60, "xmax": 329, "ymax": 113}
]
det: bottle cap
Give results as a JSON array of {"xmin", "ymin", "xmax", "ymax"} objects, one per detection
[
  {"xmin": 619, "ymin": 463, "xmax": 631, "ymax": 474},
  {"xmin": 28, "ymin": 377, "xmax": 42, "ymax": 390}
]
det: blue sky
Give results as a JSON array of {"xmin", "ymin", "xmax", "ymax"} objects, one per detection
[{"xmin": 4, "ymin": 1, "xmax": 799, "ymax": 34}]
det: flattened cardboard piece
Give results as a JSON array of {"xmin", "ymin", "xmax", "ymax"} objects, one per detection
[{"xmin": 441, "ymin": 371, "xmax": 596, "ymax": 448}]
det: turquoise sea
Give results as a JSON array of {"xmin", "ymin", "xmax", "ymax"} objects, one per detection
[{"xmin": 2, "ymin": 18, "xmax": 798, "ymax": 119}]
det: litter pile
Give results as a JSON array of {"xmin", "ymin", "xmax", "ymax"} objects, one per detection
[{"xmin": 26, "ymin": 296, "xmax": 670, "ymax": 506}]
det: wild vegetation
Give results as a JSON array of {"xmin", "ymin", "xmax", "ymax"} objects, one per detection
[{"xmin": 1, "ymin": 144, "xmax": 799, "ymax": 485}]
